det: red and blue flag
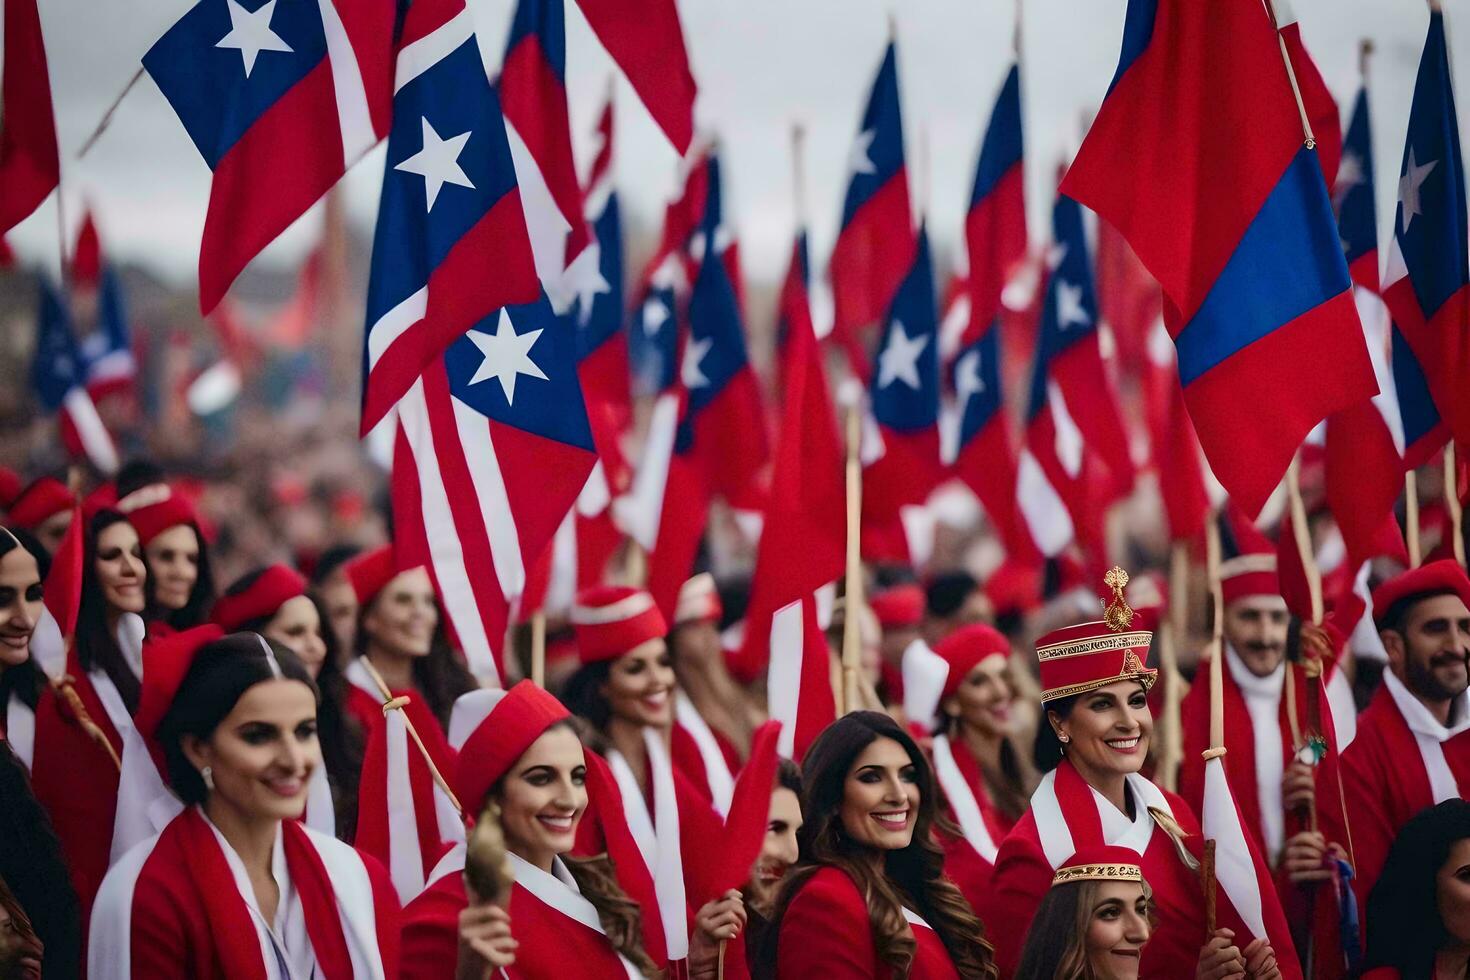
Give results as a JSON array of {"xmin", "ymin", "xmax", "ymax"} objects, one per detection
[
  {"xmin": 571, "ymin": 0, "xmax": 696, "ymax": 154},
  {"xmin": 360, "ymin": 0, "xmax": 539, "ymax": 433},
  {"xmin": 1060, "ymin": 0, "xmax": 1376, "ymax": 518},
  {"xmin": 0, "ymin": 0, "xmax": 59, "ymax": 236},
  {"xmin": 32, "ymin": 279, "xmax": 119, "ymax": 475},
  {"xmin": 964, "ymin": 63, "xmax": 1026, "ymax": 341},
  {"xmin": 144, "ymin": 0, "xmax": 393, "ymax": 314},
  {"xmin": 1383, "ymin": 10, "xmax": 1470, "ymax": 452}
]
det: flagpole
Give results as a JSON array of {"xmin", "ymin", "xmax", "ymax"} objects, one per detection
[
  {"xmin": 1202, "ymin": 511, "xmax": 1225, "ymax": 935},
  {"xmin": 77, "ymin": 67, "xmax": 144, "ymax": 160},
  {"xmin": 791, "ymin": 124, "xmax": 806, "ymax": 231},
  {"xmin": 1263, "ymin": 0, "xmax": 1317, "ymax": 150},
  {"xmin": 530, "ymin": 610, "xmax": 547, "ymax": 688},
  {"xmin": 1407, "ymin": 469, "xmax": 1423, "ymax": 567},
  {"xmin": 841, "ymin": 404, "xmax": 864, "ymax": 716},
  {"xmin": 1155, "ymin": 543, "xmax": 1189, "ymax": 792},
  {"xmin": 1285, "ymin": 455, "xmax": 1324, "ymax": 625},
  {"xmin": 1449, "ymin": 445, "xmax": 1466, "ymax": 567},
  {"xmin": 359, "ymin": 656, "xmax": 465, "ymax": 818}
]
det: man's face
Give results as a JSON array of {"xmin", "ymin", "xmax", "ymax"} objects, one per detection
[
  {"xmin": 1388, "ymin": 593, "xmax": 1470, "ymax": 703},
  {"xmin": 748, "ymin": 787, "xmax": 803, "ymax": 908},
  {"xmin": 1222, "ymin": 595, "xmax": 1290, "ymax": 678}
]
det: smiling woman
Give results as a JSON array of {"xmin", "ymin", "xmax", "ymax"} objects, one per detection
[{"xmin": 1014, "ymin": 846, "xmax": 1154, "ymax": 980}]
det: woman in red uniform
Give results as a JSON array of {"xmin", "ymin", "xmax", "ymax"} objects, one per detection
[
  {"xmin": 400, "ymin": 681, "xmax": 659, "ymax": 979},
  {"xmin": 88, "ymin": 629, "xmax": 399, "ymax": 976},
  {"xmin": 115, "ymin": 480, "xmax": 214, "ymax": 633},
  {"xmin": 1014, "ymin": 845, "xmax": 1154, "ymax": 979},
  {"xmin": 981, "ymin": 572, "xmax": 1285, "ymax": 978},
  {"xmin": 213, "ymin": 564, "xmax": 362, "ymax": 839},
  {"xmin": 762, "ymin": 711, "xmax": 996, "ymax": 979}
]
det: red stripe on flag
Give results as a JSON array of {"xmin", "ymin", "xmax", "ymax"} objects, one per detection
[
  {"xmin": 487, "ymin": 417, "xmax": 596, "ymax": 571},
  {"xmin": 572, "ymin": 0, "xmax": 696, "ymax": 154},
  {"xmin": 964, "ymin": 165, "xmax": 1026, "ymax": 339},
  {"xmin": 830, "ymin": 173, "xmax": 916, "ymax": 364}
]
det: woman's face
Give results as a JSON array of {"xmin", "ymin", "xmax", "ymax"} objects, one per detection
[
  {"xmin": 362, "ymin": 567, "xmax": 437, "ymax": 659},
  {"xmin": 946, "ymin": 656, "xmax": 1015, "ymax": 738},
  {"xmin": 601, "ymin": 639, "xmax": 675, "ymax": 729},
  {"xmin": 838, "ymin": 736, "xmax": 920, "ymax": 852},
  {"xmin": 184, "ymin": 677, "xmax": 320, "ymax": 823},
  {"xmin": 1437, "ymin": 837, "xmax": 1470, "ymax": 945},
  {"xmin": 95, "ymin": 521, "xmax": 146, "ymax": 615},
  {"xmin": 265, "ymin": 596, "xmax": 328, "ymax": 678},
  {"xmin": 494, "ymin": 726, "xmax": 587, "ymax": 870},
  {"xmin": 317, "ymin": 569, "xmax": 358, "ymax": 653},
  {"xmin": 1052, "ymin": 680, "xmax": 1152, "ymax": 780},
  {"xmin": 0, "ymin": 546, "xmax": 43, "ymax": 669},
  {"xmin": 1083, "ymin": 881, "xmax": 1152, "ymax": 980},
  {"xmin": 749, "ymin": 786, "xmax": 803, "ymax": 907},
  {"xmin": 145, "ymin": 524, "xmax": 200, "ymax": 612}
]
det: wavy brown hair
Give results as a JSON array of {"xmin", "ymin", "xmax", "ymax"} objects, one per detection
[
  {"xmin": 1013, "ymin": 877, "xmax": 1155, "ymax": 979},
  {"xmin": 761, "ymin": 712, "xmax": 997, "ymax": 979}
]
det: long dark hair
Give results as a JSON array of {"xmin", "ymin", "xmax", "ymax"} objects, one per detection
[
  {"xmin": 1014, "ymin": 877, "xmax": 1155, "ymax": 979},
  {"xmin": 157, "ymin": 633, "xmax": 319, "ymax": 806},
  {"xmin": 1034, "ymin": 693, "xmax": 1082, "ymax": 773},
  {"xmin": 0, "ymin": 526, "xmax": 49, "ymax": 710},
  {"xmin": 143, "ymin": 521, "xmax": 215, "ymax": 631},
  {"xmin": 561, "ymin": 659, "xmax": 615, "ymax": 734},
  {"xmin": 228, "ymin": 576, "xmax": 362, "ymax": 839},
  {"xmin": 762, "ymin": 712, "xmax": 997, "ymax": 979},
  {"xmin": 75, "ymin": 510, "xmax": 143, "ymax": 713},
  {"xmin": 1365, "ymin": 798, "xmax": 1470, "ymax": 976},
  {"xmin": 352, "ymin": 589, "xmax": 475, "ymax": 730},
  {"xmin": 938, "ymin": 705, "xmax": 1030, "ymax": 822}
]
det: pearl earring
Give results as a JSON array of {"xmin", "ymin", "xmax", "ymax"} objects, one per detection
[
  {"xmin": 1057, "ymin": 733, "xmax": 1070, "ymax": 744},
  {"xmin": 201, "ymin": 766, "xmax": 214, "ymax": 791}
]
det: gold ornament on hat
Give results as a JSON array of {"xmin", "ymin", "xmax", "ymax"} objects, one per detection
[{"xmin": 1102, "ymin": 566, "xmax": 1134, "ymax": 633}]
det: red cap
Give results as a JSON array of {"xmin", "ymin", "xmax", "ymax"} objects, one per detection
[
  {"xmin": 933, "ymin": 624, "xmax": 1011, "ymax": 700},
  {"xmin": 869, "ymin": 584, "xmax": 924, "ymax": 629},
  {"xmin": 1219, "ymin": 508, "xmax": 1279, "ymax": 606},
  {"xmin": 674, "ymin": 573, "xmax": 722, "ymax": 627},
  {"xmin": 571, "ymin": 586, "xmax": 667, "ymax": 663},
  {"xmin": 7, "ymin": 478, "xmax": 75, "ymax": 529},
  {"xmin": 1372, "ymin": 560, "xmax": 1470, "ymax": 629},
  {"xmin": 1035, "ymin": 567, "xmax": 1156, "ymax": 703},
  {"xmin": 0, "ymin": 468, "xmax": 23, "ymax": 510},
  {"xmin": 345, "ymin": 545, "xmax": 396, "ymax": 606},
  {"xmin": 1051, "ymin": 844, "xmax": 1145, "ymax": 887},
  {"xmin": 82, "ymin": 482, "xmax": 117, "ymax": 520},
  {"xmin": 134, "ymin": 625, "xmax": 226, "ymax": 745},
  {"xmin": 116, "ymin": 484, "xmax": 199, "ymax": 546},
  {"xmin": 211, "ymin": 565, "xmax": 307, "ymax": 632},
  {"xmin": 452, "ymin": 681, "xmax": 571, "ymax": 813}
]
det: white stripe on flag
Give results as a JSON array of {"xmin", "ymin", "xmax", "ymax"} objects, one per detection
[
  {"xmin": 1355, "ymin": 285, "xmax": 1407, "ymax": 455},
  {"xmin": 613, "ymin": 391, "xmax": 679, "ymax": 550},
  {"xmin": 767, "ymin": 598, "xmax": 805, "ymax": 760},
  {"xmin": 318, "ymin": 0, "xmax": 378, "ymax": 161},
  {"xmin": 1016, "ymin": 447, "xmax": 1073, "ymax": 557},
  {"xmin": 384, "ymin": 708, "xmax": 425, "ymax": 902},
  {"xmin": 504, "ymin": 118, "xmax": 577, "ymax": 315},
  {"xmin": 1202, "ymin": 756, "xmax": 1268, "ymax": 939},
  {"xmin": 449, "ymin": 394, "xmax": 525, "ymax": 599},
  {"xmin": 62, "ymin": 387, "xmax": 118, "ymax": 474},
  {"xmin": 367, "ymin": 287, "xmax": 428, "ymax": 372},
  {"xmin": 394, "ymin": 7, "xmax": 474, "ymax": 93},
  {"xmin": 399, "ymin": 383, "xmax": 500, "ymax": 683}
]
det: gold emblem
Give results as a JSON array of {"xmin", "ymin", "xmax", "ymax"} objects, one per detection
[{"xmin": 1102, "ymin": 566, "xmax": 1134, "ymax": 633}]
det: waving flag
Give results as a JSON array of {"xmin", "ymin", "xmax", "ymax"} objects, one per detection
[
  {"xmin": 32, "ymin": 280, "xmax": 119, "ymax": 475},
  {"xmin": 393, "ymin": 292, "xmax": 597, "ymax": 683},
  {"xmin": 1144, "ymin": 318, "xmax": 1210, "ymax": 543},
  {"xmin": 360, "ymin": 0, "xmax": 540, "ymax": 433},
  {"xmin": 571, "ymin": 0, "xmax": 696, "ymax": 155},
  {"xmin": 830, "ymin": 41, "xmax": 916, "ymax": 369},
  {"xmin": 71, "ymin": 214, "xmax": 137, "ymax": 404},
  {"xmin": 738, "ymin": 236, "xmax": 841, "ymax": 759},
  {"xmin": 0, "ymin": 0, "xmax": 59, "ymax": 235},
  {"xmin": 1060, "ymin": 0, "xmax": 1375, "ymax": 519},
  {"xmin": 863, "ymin": 225, "xmax": 940, "ymax": 563},
  {"xmin": 964, "ymin": 63, "xmax": 1026, "ymax": 339},
  {"xmin": 145, "ymin": 0, "xmax": 393, "ymax": 313},
  {"xmin": 1275, "ymin": 1, "xmax": 1341, "ymax": 189},
  {"xmin": 1325, "ymin": 87, "xmax": 1412, "ymax": 568},
  {"xmin": 1383, "ymin": 10, "xmax": 1470, "ymax": 450},
  {"xmin": 501, "ymin": 0, "xmax": 605, "ymax": 313}
]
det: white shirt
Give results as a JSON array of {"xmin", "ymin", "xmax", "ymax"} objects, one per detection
[{"xmin": 1225, "ymin": 644, "xmax": 1287, "ymax": 861}]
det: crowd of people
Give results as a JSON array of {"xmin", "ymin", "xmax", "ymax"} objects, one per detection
[{"xmin": 0, "ymin": 459, "xmax": 1467, "ymax": 980}]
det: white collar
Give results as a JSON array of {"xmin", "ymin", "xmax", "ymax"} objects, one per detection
[
  {"xmin": 344, "ymin": 658, "xmax": 380, "ymax": 700},
  {"xmin": 1224, "ymin": 643, "xmax": 1284, "ymax": 702},
  {"xmin": 1089, "ymin": 777, "xmax": 1156, "ymax": 854},
  {"xmin": 1384, "ymin": 669, "xmax": 1470, "ymax": 742},
  {"xmin": 510, "ymin": 852, "xmax": 604, "ymax": 934}
]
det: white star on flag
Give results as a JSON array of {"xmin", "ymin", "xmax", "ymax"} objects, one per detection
[
  {"xmin": 848, "ymin": 129, "xmax": 878, "ymax": 177},
  {"xmin": 681, "ymin": 336, "xmax": 713, "ymax": 389},
  {"xmin": 641, "ymin": 296, "xmax": 669, "ymax": 336},
  {"xmin": 1057, "ymin": 281, "xmax": 1091, "ymax": 330},
  {"xmin": 216, "ymin": 0, "xmax": 293, "ymax": 78},
  {"xmin": 955, "ymin": 348, "xmax": 986, "ymax": 407},
  {"xmin": 467, "ymin": 308, "xmax": 547, "ymax": 404},
  {"xmin": 1399, "ymin": 148, "xmax": 1438, "ymax": 234},
  {"xmin": 877, "ymin": 321, "xmax": 929, "ymax": 390},
  {"xmin": 1334, "ymin": 151, "xmax": 1363, "ymax": 202},
  {"xmin": 395, "ymin": 118, "xmax": 475, "ymax": 212}
]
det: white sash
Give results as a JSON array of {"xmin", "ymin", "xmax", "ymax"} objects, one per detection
[
  {"xmin": 344, "ymin": 657, "xmax": 380, "ymax": 701},
  {"xmin": 5, "ymin": 694, "xmax": 34, "ymax": 771},
  {"xmin": 607, "ymin": 729, "xmax": 690, "ymax": 959},
  {"xmin": 931, "ymin": 734, "xmax": 998, "ymax": 862},
  {"xmin": 1031, "ymin": 769, "xmax": 1170, "ymax": 869},
  {"xmin": 1385, "ymin": 670, "xmax": 1470, "ymax": 804},
  {"xmin": 303, "ymin": 762, "xmax": 336, "ymax": 837},
  {"xmin": 89, "ymin": 667, "xmax": 136, "ymax": 743},
  {"xmin": 674, "ymin": 692, "xmax": 734, "ymax": 816}
]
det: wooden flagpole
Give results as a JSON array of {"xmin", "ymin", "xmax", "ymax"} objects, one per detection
[
  {"xmin": 1285, "ymin": 456, "xmax": 1324, "ymax": 625},
  {"xmin": 1408, "ymin": 470, "xmax": 1423, "ymax": 568},
  {"xmin": 1202, "ymin": 512, "xmax": 1225, "ymax": 934},
  {"xmin": 1448, "ymin": 445, "xmax": 1466, "ymax": 567},
  {"xmin": 359, "ymin": 656, "xmax": 465, "ymax": 817},
  {"xmin": 1155, "ymin": 543, "xmax": 1190, "ymax": 793},
  {"xmin": 530, "ymin": 610, "xmax": 547, "ymax": 688},
  {"xmin": 841, "ymin": 405, "xmax": 864, "ymax": 716}
]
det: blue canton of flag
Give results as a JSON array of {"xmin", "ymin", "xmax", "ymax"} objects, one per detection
[
  {"xmin": 1335, "ymin": 88, "xmax": 1377, "ymax": 287},
  {"xmin": 677, "ymin": 242, "xmax": 750, "ymax": 453},
  {"xmin": 950, "ymin": 326, "xmax": 1003, "ymax": 448},
  {"xmin": 32, "ymin": 280, "xmax": 83, "ymax": 410},
  {"xmin": 871, "ymin": 226, "xmax": 940, "ymax": 434},
  {"xmin": 1027, "ymin": 195, "xmax": 1100, "ymax": 420},
  {"xmin": 576, "ymin": 192, "xmax": 624, "ymax": 360}
]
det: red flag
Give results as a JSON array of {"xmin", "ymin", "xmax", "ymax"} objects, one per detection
[
  {"xmin": 73, "ymin": 213, "xmax": 102, "ymax": 290},
  {"xmin": 0, "ymin": 0, "xmax": 59, "ymax": 235},
  {"xmin": 571, "ymin": 0, "xmax": 696, "ymax": 154},
  {"xmin": 1143, "ymin": 319, "xmax": 1210, "ymax": 543},
  {"xmin": 687, "ymin": 721, "xmax": 781, "ymax": 908}
]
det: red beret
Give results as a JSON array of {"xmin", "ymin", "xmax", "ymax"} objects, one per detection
[
  {"xmin": 345, "ymin": 545, "xmax": 396, "ymax": 606},
  {"xmin": 134, "ymin": 625, "xmax": 226, "ymax": 745},
  {"xmin": 7, "ymin": 478, "xmax": 74, "ymax": 529},
  {"xmin": 453, "ymin": 681, "xmax": 571, "ymax": 813},
  {"xmin": 869, "ymin": 584, "xmax": 924, "ymax": 629},
  {"xmin": 116, "ymin": 484, "xmax": 199, "ymax": 547},
  {"xmin": 571, "ymin": 586, "xmax": 666, "ymax": 664},
  {"xmin": 1372, "ymin": 560, "xmax": 1470, "ymax": 628},
  {"xmin": 933, "ymin": 624, "xmax": 1011, "ymax": 700},
  {"xmin": 82, "ymin": 482, "xmax": 117, "ymax": 520},
  {"xmin": 212, "ymin": 565, "xmax": 308, "ymax": 632}
]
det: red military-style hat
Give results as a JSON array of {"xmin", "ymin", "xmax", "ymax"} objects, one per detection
[
  {"xmin": 869, "ymin": 584, "xmax": 924, "ymax": 629},
  {"xmin": 116, "ymin": 483, "xmax": 200, "ymax": 547},
  {"xmin": 211, "ymin": 565, "xmax": 308, "ymax": 632},
  {"xmin": 1219, "ymin": 506, "xmax": 1280, "ymax": 607},
  {"xmin": 1372, "ymin": 560, "xmax": 1470, "ymax": 630},
  {"xmin": 1035, "ymin": 567, "xmax": 1156, "ymax": 704},
  {"xmin": 344, "ymin": 545, "xmax": 397, "ymax": 606},
  {"xmin": 450, "ymin": 681, "xmax": 572, "ymax": 813},
  {"xmin": 133, "ymin": 625, "xmax": 227, "ymax": 749},
  {"xmin": 1051, "ymin": 844, "xmax": 1145, "ymax": 887},
  {"xmin": 933, "ymin": 624, "xmax": 1012, "ymax": 700},
  {"xmin": 571, "ymin": 585, "xmax": 667, "ymax": 664},
  {"xmin": 7, "ymin": 478, "xmax": 74, "ymax": 529}
]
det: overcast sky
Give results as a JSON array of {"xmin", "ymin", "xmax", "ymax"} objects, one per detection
[{"xmin": 5, "ymin": 0, "xmax": 1466, "ymax": 292}]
